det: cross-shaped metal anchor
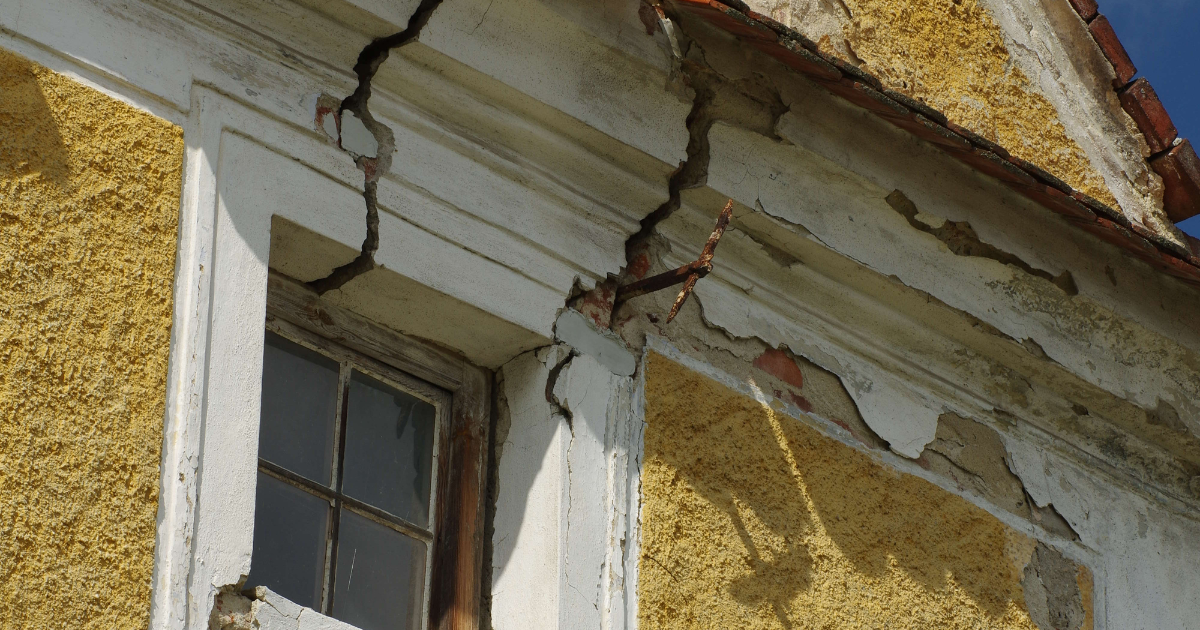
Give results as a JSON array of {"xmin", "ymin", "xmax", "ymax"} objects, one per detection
[{"xmin": 615, "ymin": 199, "xmax": 735, "ymax": 323}]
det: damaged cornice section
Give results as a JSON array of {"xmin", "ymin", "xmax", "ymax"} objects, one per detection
[{"xmin": 656, "ymin": 0, "xmax": 1200, "ymax": 288}]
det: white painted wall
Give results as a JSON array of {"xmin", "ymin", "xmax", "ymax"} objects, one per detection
[{"xmin": 492, "ymin": 313, "xmax": 637, "ymax": 630}]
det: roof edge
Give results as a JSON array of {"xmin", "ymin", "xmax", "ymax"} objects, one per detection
[{"xmin": 660, "ymin": 0, "xmax": 1200, "ymax": 288}]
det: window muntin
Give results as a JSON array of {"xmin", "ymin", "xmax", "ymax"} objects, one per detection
[{"xmin": 247, "ymin": 329, "xmax": 448, "ymax": 630}]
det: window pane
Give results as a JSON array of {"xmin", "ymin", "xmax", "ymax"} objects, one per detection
[
  {"xmin": 342, "ymin": 371, "xmax": 436, "ymax": 526},
  {"xmin": 245, "ymin": 472, "xmax": 330, "ymax": 609},
  {"xmin": 332, "ymin": 510, "xmax": 427, "ymax": 630},
  {"xmin": 259, "ymin": 331, "xmax": 339, "ymax": 485}
]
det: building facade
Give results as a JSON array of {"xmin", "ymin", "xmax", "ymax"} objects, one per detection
[{"xmin": 2, "ymin": 0, "xmax": 1200, "ymax": 629}]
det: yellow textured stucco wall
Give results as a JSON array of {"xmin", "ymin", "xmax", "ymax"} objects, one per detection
[
  {"xmin": 830, "ymin": 0, "xmax": 1119, "ymax": 207},
  {"xmin": 638, "ymin": 353, "xmax": 1079, "ymax": 629},
  {"xmin": 0, "ymin": 48, "xmax": 183, "ymax": 628}
]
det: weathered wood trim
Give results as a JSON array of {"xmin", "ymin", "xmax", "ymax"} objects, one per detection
[
  {"xmin": 267, "ymin": 271, "xmax": 466, "ymax": 391},
  {"xmin": 430, "ymin": 365, "xmax": 490, "ymax": 630},
  {"xmin": 267, "ymin": 269, "xmax": 491, "ymax": 630}
]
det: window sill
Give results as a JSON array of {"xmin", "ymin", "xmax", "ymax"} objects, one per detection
[{"xmin": 212, "ymin": 587, "xmax": 362, "ymax": 630}]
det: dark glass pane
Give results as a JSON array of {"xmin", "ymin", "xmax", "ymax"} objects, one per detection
[
  {"xmin": 341, "ymin": 371, "xmax": 436, "ymax": 526},
  {"xmin": 332, "ymin": 511, "xmax": 427, "ymax": 630},
  {"xmin": 245, "ymin": 472, "xmax": 330, "ymax": 609},
  {"xmin": 259, "ymin": 331, "xmax": 339, "ymax": 485}
]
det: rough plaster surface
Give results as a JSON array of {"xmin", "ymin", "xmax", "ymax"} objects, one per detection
[
  {"xmin": 0, "ymin": 47, "xmax": 183, "ymax": 628},
  {"xmin": 638, "ymin": 352, "xmax": 1088, "ymax": 629},
  {"xmin": 1004, "ymin": 437, "xmax": 1200, "ymax": 629}
]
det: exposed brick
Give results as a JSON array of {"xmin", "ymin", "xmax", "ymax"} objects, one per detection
[
  {"xmin": 1068, "ymin": 0, "xmax": 1098, "ymax": 22},
  {"xmin": 1120, "ymin": 79, "xmax": 1178, "ymax": 155},
  {"xmin": 1088, "ymin": 15, "xmax": 1137, "ymax": 87},
  {"xmin": 1007, "ymin": 155, "xmax": 1073, "ymax": 194},
  {"xmin": 1149, "ymin": 139, "xmax": 1200, "ymax": 223},
  {"xmin": 627, "ymin": 252, "xmax": 652, "ymax": 280},
  {"xmin": 670, "ymin": 0, "xmax": 778, "ymax": 42},
  {"xmin": 753, "ymin": 348, "xmax": 805, "ymax": 390},
  {"xmin": 570, "ymin": 280, "xmax": 617, "ymax": 330},
  {"xmin": 750, "ymin": 36, "xmax": 841, "ymax": 81},
  {"xmin": 1071, "ymin": 191, "xmax": 1131, "ymax": 227},
  {"xmin": 946, "ymin": 122, "xmax": 1010, "ymax": 159},
  {"xmin": 776, "ymin": 389, "xmax": 814, "ymax": 413},
  {"xmin": 1128, "ymin": 221, "xmax": 1192, "ymax": 259}
]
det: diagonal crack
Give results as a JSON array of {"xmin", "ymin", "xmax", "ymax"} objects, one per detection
[
  {"xmin": 625, "ymin": 60, "xmax": 717, "ymax": 258},
  {"xmin": 308, "ymin": 0, "xmax": 446, "ymax": 295}
]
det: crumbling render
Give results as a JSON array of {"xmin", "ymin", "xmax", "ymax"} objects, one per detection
[
  {"xmin": 885, "ymin": 189, "xmax": 1079, "ymax": 295},
  {"xmin": 628, "ymin": 66, "xmax": 716, "ymax": 250},
  {"xmin": 210, "ymin": 587, "xmax": 354, "ymax": 630},
  {"xmin": 920, "ymin": 413, "xmax": 1080, "ymax": 542},
  {"xmin": 1022, "ymin": 543, "xmax": 1089, "ymax": 630},
  {"xmin": 308, "ymin": 0, "xmax": 445, "ymax": 295}
]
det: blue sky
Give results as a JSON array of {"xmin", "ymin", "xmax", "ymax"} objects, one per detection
[{"xmin": 1100, "ymin": 0, "xmax": 1200, "ymax": 236}]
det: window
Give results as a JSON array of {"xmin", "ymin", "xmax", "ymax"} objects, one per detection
[{"xmin": 249, "ymin": 272, "xmax": 491, "ymax": 630}]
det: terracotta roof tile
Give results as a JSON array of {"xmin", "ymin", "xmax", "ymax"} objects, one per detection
[
  {"xmin": 1088, "ymin": 15, "xmax": 1138, "ymax": 88},
  {"xmin": 1068, "ymin": 0, "xmax": 1100, "ymax": 22},
  {"xmin": 1150, "ymin": 140, "xmax": 1200, "ymax": 223},
  {"xmin": 1120, "ymin": 78, "xmax": 1178, "ymax": 155}
]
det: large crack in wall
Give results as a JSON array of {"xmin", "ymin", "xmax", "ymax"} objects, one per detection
[
  {"xmin": 308, "ymin": 0, "xmax": 445, "ymax": 295},
  {"xmin": 623, "ymin": 4, "xmax": 786, "ymax": 269}
]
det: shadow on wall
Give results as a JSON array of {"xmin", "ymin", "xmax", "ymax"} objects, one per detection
[
  {"xmin": 638, "ymin": 352, "xmax": 1062, "ymax": 630},
  {"xmin": 0, "ymin": 54, "xmax": 69, "ymax": 184}
]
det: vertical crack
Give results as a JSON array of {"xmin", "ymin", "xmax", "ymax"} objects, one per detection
[{"xmin": 308, "ymin": 0, "xmax": 446, "ymax": 295}]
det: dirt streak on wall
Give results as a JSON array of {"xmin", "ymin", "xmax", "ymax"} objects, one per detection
[
  {"xmin": 0, "ymin": 48, "xmax": 183, "ymax": 628},
  {"xmin": 638, "ymin": 352, "xmax": 1091, "ymax": 629}
]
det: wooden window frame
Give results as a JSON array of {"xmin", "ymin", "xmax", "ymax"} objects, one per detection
[{"xmin": 266, "ymin": 271, "xmax": 490, "ymax": 630}]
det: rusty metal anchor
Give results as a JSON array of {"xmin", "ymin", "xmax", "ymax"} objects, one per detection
[{"xmin": 615, "ymin": 198, "xmax": 734, "ymax": 323}]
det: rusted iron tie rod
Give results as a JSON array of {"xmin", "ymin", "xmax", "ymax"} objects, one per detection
[{"xmin": 615, "ymin": 199, "xmax": 735, "ymax": 323}]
